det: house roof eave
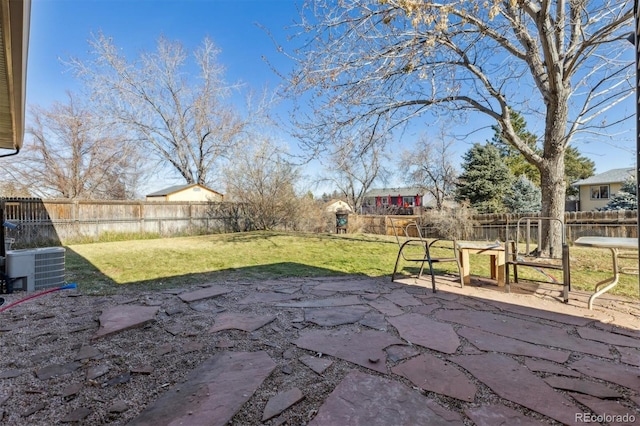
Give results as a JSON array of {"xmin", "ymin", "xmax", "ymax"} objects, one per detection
[{"xmin": 0, "ymin": 0, "xmax": 30, "ymax": 152}]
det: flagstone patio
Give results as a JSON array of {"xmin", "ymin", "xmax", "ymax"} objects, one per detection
[{"xmin": 0, "ymin": 274, "xmax": 639, "ymax": 425}]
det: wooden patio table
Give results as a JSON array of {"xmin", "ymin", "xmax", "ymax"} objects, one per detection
[{"xmin": 456, "ymin": 241, "xmax": 505, "ymax": 287}]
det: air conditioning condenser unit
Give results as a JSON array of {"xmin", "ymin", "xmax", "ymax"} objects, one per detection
[{"xmin": 6, "ymin": 247, "xmax": 66, "ymax": 292}]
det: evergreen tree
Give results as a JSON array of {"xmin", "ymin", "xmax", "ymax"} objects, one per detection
[
  {"xmin": 490, "ymin": 110, "xmax": 595, "ymax": 195},
  {"xmin": 503, "ymin": 175, "xmax": 541, "ymax": 213},
  {"xmin": 455, "ymin": 143, "xmax": 512, "ymax": 213},
  {"xmin": 490, "ymin": 109, "xmax": 539, "ymax": 185},
  {"xmin": 564, "ymin": 147, "xmax": 596, "ymax": 197},
  {"xmin": 600, "ymin": 178, "xmax": 637, "ymax": 211}
]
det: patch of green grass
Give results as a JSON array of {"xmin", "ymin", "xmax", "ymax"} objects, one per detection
[
  {"xmin": 64, "ymin": 232, "xmax": 639, "ymax": 299},
  {"xmin": 65, "ymin": 232, "xmax": 398, "ymax": 294}
]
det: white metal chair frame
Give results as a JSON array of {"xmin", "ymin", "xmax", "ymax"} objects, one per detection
[{"xmin": 390, "ymin": 218, "xmax": 463, "ymax": 292}]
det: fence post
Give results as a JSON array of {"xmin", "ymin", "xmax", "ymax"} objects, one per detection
[
  {"xmin": 139, "ymin": 201, "xmax": 144, "ymax": 234},
  {"xmin": 1, "ymin": 200, "xmax": 5, "ymax": 257}
]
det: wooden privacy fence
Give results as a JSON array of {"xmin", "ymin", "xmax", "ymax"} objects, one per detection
[
  {"xmin": 2, "ymin": 197, "xmax": 637, "ymax": 247},
  {"xmin": 473, "ymin": 211, "xmax": 638, "ymax": 242},
  {"xmin": 359, "ymin": 211, "xmax": 638, "ymax": 243},
  {"xmin": 1, "ymin": 198, "xmax": 233, "ymax": 246}
]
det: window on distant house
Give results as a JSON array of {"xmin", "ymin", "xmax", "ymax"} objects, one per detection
[
  {"xmin": 402, "ymin": 196, "xmax": 414, "ymax": 206},
  {"xmin": 590, "ymin": 185, "xmax": 609, "ymax": 199}
]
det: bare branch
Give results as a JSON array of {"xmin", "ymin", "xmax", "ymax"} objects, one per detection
[
  {"xmin": 283, "ymin": 0, "xmax": 633, "ymax": 254},
  {"xmin": 67, "ymin": 34, "xmax": 249, "ymax": 186},
  {"xmin": 6, "ymin": 92, "xmax": 143, "ymax": 199}
]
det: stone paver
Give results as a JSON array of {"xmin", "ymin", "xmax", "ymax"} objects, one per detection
[
  {"xmin": 383, "ymin": 289, "xmax": 423, "ymax": 307},
  {"xmin": 276, "ymin": 295, "xmax": 363, "ymax": 308},
  {"xmin": 617, "ymin": 346, "xmax": 640, "ymax": 367},
  {"xmin": 359, "ymin": 311, "xmax": 387, "ymax": 330},
  {"xmin": 299, "ymin": 355, "xmax": 333, "ymax": 374},
  {"xmin": 236, "ymin": 292, "xmax": 300, "ymax": 305},
  {"xmin": 208, "ymin": 312, "xmax": 276, "ymax": 332},
  {"xmin": 438, "ymin": 300, "xmax": 476, "ymax": 311},
  {"xmin": 308, "ymin": 371, "xmax": 463, "ymax": 426},
  {"xmin": 262, "ymin": 387, "xmax": 304, "ymax": 422},
  {"xmin": 524, "ymin": 358, "xmax": 581, "ymax": 377},
  {"xmin": 392, "ymin": 353, "xmax": 477, "ymax": 401},
  {"xmin": 304, "ymin": 306, "xmax": 370, "ymax": 326},
  {"xmin": 0, "ymin": 369, "xmax": 22, "ymax": 379},
  {"xmin": 61, "ymin": 407, "xmax": 92, "ymax": 423},
  {"xmin": 458, "ymin": 326, "xmax": 570, "ymax": 363},
  {"xmin": 86, "ymin": 364, "xmax": 109, "ymax": 380},
  {"xmin": 577, "ymin": 326, "xmax": 640, "ymax": 348},
  {"xmin": 74, "ymin": 345, "xmax": 102, "ymax": 361},
  {"xmin": 36, "ymin": 361, "xmax": 82, "ymax": 380},
  {"xmin": 367, "ymin": 297, "xmax": 405, "ymax": 316},
  {"xmin": 464, "ymin": 404, "xmax": 543, "ymax": 426},
  {"xmin": 314, "ymin": 279, "xmax": 379, "ymax": 293},
  {"xmin": 129, "ymin": 351, "xmax": 276, "ymax": 426},
  {"xmin": 543, "ymin": 376, "xmax": 622, "ymax": 399},
  {"xmin": 387, "ymin": 313, "xmax": 460, "ymax": 354},
  {"xmin": 62, "ymin": 383, "xmax": 82, "ymax": 399},
  {"xmin": 570, "ymin": 356, "xmax": 640, "ymax": 390},
  {"xmin": 450, "ymin": 353, "xmax": 582, "ymax": 425},
  {"xmin": 177, "ymin": 285, "xmax": 232, "ymax": 303},
  {"xmin": 410, "ymin": 303, "xmax": 441, "ymax": 315},
  {"xmin": 92, "ymin": 305, "xmax": 159, "ymax": 340},
  {"xmin": 293, "ymin": 329, "xmax": 403, "ymax": 374},
  {"xmin": 435, "ymin": 309, "xmax": 613, "ymax": 358},
  {"xmin": 593, "ymin": 322, "xmax": 640, "ymax": 339},
  {"xmin": 385, "ymin": 344, "xmax": 420, "ymax": 362}
]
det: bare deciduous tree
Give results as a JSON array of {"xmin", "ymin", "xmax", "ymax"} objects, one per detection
[
  {"xmin": 225, "ymin": 139, "xmax": 301, "ymax": 231},
  {"xmin": 400, "ymin": 132, "xmax": 457, "ymax": 211},
  {"xmin": 0, "ymin": 181, "xmax": 31, "ymax": 198},
  {"xmin": 285, "ymin": 0, "xmax": 633, "ymax": 254},
  {"xmin": 5, "ymin": 92, "xmax": 142, "ymax": 199},
  {"xmin": 69, "ymin": 34, "xmax": 247, "ymax": 186},
  {"xmin": 321, "ymin": 132, "xmax": 388, "ymax": 212}
]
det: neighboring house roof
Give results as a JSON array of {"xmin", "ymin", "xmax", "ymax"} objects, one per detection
[
  {"xmin": 572, "ymin": 168, "xmax": 635, "ymax": 187},
  {"xmin": 0, "ymin": 0, "xmax": 30, "ymax": 151},
  {"xmin": 363, "ymin": 187, "xmax": 425, "ymax": 197},
  {"xmin": 146, "ymin": 184, "xmax": 222, "ymax": 197}
]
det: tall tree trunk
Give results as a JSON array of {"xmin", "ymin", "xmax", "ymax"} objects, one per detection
[
  {"xmin": 539, "ymin": 103, "xmax": 568, "ymax": 257},
  {"xmin": 539, "ymin": 157, "xmax": 566, "ymax": 257}
]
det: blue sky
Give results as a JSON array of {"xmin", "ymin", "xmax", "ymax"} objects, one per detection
[
  {"xmin": 27, "ymin": 0, "xmax": 309, "ymax": 192},
  {"xmin": 25, "ymin": 0, "xmax": 637, "ymax": 195},
  {"xmin": 28, "ymin": 0, "xmax": 298, "ymax": 106}
]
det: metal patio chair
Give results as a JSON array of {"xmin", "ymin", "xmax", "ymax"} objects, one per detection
[
  {"xmin": 390, "ymin": 218, "xmax": 463, "ymax": 292},
  {"xmin": 505, "ymin": 216, "xmax": 571, "ymax": 303}
]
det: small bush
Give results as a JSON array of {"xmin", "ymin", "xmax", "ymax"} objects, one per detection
[
  {"xmin": 291, "ymin": 196, "xmax": 330, "ymax": 233},
  {"xmin": 420, "ymin": 207, "xmax": 477, "ymax": 240}
]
